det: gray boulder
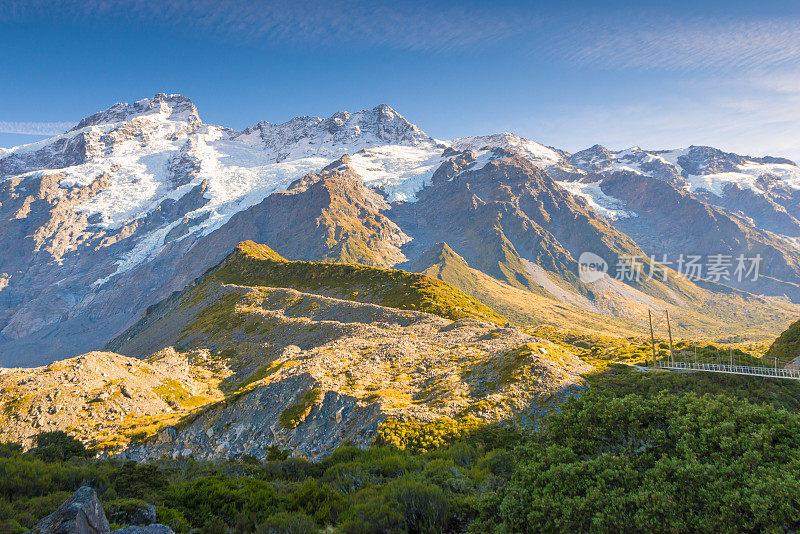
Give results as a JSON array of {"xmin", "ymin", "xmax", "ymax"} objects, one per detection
[
  {"xmin": 105, "ymin": 502, "xmax": 156, "ymax": 527},
  {"xmin": 30, "ymin": 486, "xmax": 110, "ymax": 534},
  {"xmin": 111, "ymin": 526, "xmax": 174, "ymax": 534}
]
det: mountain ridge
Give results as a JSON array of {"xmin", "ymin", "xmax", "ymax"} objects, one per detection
[{"xmin": 2, "ymin": 93, "xmax": 800, "ymax": 364}]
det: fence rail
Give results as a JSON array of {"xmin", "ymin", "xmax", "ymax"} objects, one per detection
[
  {"xmin": 645, "ymin": 309, "xmax": 800, "ymax": 380},
  {"xmin": 655, "ymin": 360, "xmax": 800, "ymax": 380}
]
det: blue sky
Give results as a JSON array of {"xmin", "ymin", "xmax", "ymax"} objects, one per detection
[{"xmin": 3, "ymin": 0, "xmax": 800, "ymax": 160}]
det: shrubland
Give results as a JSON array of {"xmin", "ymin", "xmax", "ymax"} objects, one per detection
[{"xmin": 4, "ymin": 358, "xmax": 800, "ymax": 532}]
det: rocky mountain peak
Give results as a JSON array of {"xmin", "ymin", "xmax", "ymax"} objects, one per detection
[
  {"xmin": 70, "ymin": 93, "xmax": 201, "ymax": 131},
  {"xmin": 677, "ymin": 145, "xmax": 746, "ymax": 175},
  {"xmin": 234, "ymin": 104, "xmax": 433, "ymax": 162},
  {"xmin": 569, "ymin": 144, "xmax": 614, "ymax": 167},
  {"xmin": 319, "ymin": 103, "xmax": 428, "ymax": 143}
]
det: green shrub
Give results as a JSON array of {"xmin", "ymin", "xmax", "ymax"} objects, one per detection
[
  {"xmin": 165, "ymin": 475, "xmax": 281, "ymax": 529},
  {"xmin": 285, "ymin": 479, "xmax": 343, "ymax": 525},
  {"xmin": 104, "ymin": 498, "xmax": 150, "ymax": 526},
  {"xmin": 387, "ymin": 476, "xmax": 452, "ymax": 534},
  {"xmin": 256, "ymin": 510, "xmax": 317, "ymax": 534},
  {"xmin": 156, "ymin": 506, "xmax": 190, "ymax": 533},
  {"xmin": 279, "ymin": 389, "xmax": 323, "ymax": 430},
  {"xmin": 495, "ymin": 390, "xmax": 800, "ymax": 533},
  {"xmin": 339, "ymin": 488, "xmax": 405, "ymax": 534},
  {"xmin": 111, "ymin": 461, "xmax": 169, "ymax": 501},
  {"xmin": 375, "ymin": 415, "xmax": 483, "ymax": 453},
  {"xmin": 322, "ymin": 462, "xmax": 375, "ymax": 495},
  {"xmin": 30, "ymin": 432, "xmax": 88, "ymax": 462},
  {"xmin": 0, "ymin": 442, "xmax": 23, "ymax": 458}
]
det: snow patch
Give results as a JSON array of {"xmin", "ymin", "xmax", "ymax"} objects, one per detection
[
  {"xmin": 685, "ymin": 162, "xmax": 800, "ymax": 197},
  {"xmin": 557, "ymin": 180, "xmax": 636, "ymax": 219},
  {"xmin": 347, "ymin": 145, "xmax": 444, "ymax": 202}
]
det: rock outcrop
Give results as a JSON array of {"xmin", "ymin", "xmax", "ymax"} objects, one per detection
[
  {"xmin": 30, "ymin": 486, "xmax": 173, "ymax": 534},
  {"xmin": 30, "ymin": 486, "xmax": 110, "ymax": 534}
]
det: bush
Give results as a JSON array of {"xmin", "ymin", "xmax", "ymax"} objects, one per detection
[
  {"xmin": 156, "ymin": 506, "xmax": 189, "ymax": 534},
  {"xmin": 165, "ymin": 475, "xmax": 281, "ymax": 529},
  {"xmin": 0, "ymin": 442, "xmax": 23, "ymax": 458},
  {"xmin": 111, "ymin": 461, "xmax": 169, "ymax": 501},
  {"xmin": 256, "ymin": 511, "xmax": 317, "ymax": 534},
  {"xmin": 104, "ymin": 498, "xmax": 151, "ymax": 526},
  {"xmin": 30, "ymin": 432, "xmax": 88, "ymax": 462},
  {"xmin": 322, "ymin": 462, "xmax": 375, "ymax": 495},
  {"xmin": 285, "ymin": 479, "xmax": 343, "ymax": 525},
  {"xmin": 387, "ymin": 476, "xmax": 451, "ymax": 534},
  {"xmin": 339, "ymin": 490, "xmax": 405, "ymax": 534},
  {"xmin": 496, "ymin": 391, "xmax": 800, "ymax": 533},
  {"xmin": 375, "ymin": 416, "xmax": 483, "ymax": 453}
]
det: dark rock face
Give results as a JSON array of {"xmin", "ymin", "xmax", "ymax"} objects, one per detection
[
  {"xmin": 576, "ymin": 172, "xmax": 800, "ymax": 299},
  {"xmin": 0, "ymin": 133, "xmax": 94, "ymax": 178},
  {"xmin": 187, "ymin": 167, "xmax": 410, "ymax": 269},
  {"xmin": 393, "ymin": 153, "xmax": 642, "ymax": 289},
  {"xmin": 676, "ymin": 145, "xmax": 745, "ymax": 176},
  {"xmin": 31, "ymin": 486, "xmax": 110, "ymax": 534}
]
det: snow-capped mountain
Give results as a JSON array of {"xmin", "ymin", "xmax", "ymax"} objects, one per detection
[
  {"xmin": 1, "ymin": 93, "xmax": 800, "ymax": 366},
  {"xmin": 563, "ymin": 144, "xmax": 800, "ymax": 225}
]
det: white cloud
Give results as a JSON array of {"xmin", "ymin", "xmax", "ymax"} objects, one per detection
[{"xmin": 0, "ymin": 121, "xmax": 74, "ymax": 135}]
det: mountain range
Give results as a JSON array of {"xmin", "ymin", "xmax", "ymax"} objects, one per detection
[{"xmin": 2, "ymin": 93, "xmax": 800, "ymax": 365}]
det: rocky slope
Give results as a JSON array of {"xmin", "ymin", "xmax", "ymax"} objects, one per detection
[
  {"xmin": 3, "ymin": 93, "xmax": 800, "ymax": 364},
  {"xmin": 0, "ymin": 349, "xmax": 224, "ymax": 450},
  {"xmin": 0, "ymin": 242, "xmax": 588, "ymax": 459}
]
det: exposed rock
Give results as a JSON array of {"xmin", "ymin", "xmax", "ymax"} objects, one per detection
[
  {"xmin": 30, "ymin": 486, "xmax": 110, "ymax": 534},
  {"xmin": 106, "ymin": 503, "xmax": 156, "ymax": 527},
  {"xmin": 0, "ymin": 351, "xmax": 224, "ymax": 450},
  {"xmin": 111, "ymin": 526, "xmax": 174, "ymax": 534}
]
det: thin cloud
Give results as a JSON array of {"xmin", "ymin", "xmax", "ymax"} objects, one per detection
[
  {"xmin": 5, "ymin": 2, "xmax": 798, "ymax": 72},
  {"xmin": 558, "ymin": 16, "xmax": 800, "ymax": 71},
  {"xmin": 0, "ymin": 0, "xmax": 535, "ymax": 52},
  {"xmin": 0, "ymin": 121, "xmax": 75, "ymax": 135},
  {"xmin": 521, "ymin": 78, "xmax": 800, "ymax": 163}
]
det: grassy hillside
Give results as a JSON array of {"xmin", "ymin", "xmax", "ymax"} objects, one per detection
[
  {"xmin": 404, "ymin": 242, "xmax": 800, "ymax": 343},
  {"xmin": 214, "ymin": 241, "xmax": 507, "ymax": 326},
  {"xmin": 765, "ymin": 317, "xmax": 800, "ymax": 363},
  {"xmin": 407, "ymin": 243, "xmax": 638, "ymax": 337}
]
